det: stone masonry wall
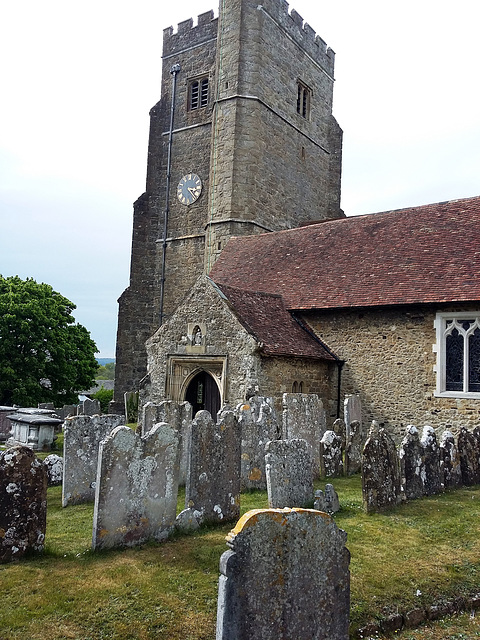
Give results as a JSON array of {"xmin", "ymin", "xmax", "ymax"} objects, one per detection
[{"xmin": 304, "ymin": 304, "xmax": 480, "ymax": 440}]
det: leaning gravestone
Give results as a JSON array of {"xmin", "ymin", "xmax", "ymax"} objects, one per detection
[
  {"xmin": 182, "ymin": 409, "xmax": 241, "ymax": 526},
  {"xmin": 142, "ymin": 400, "xmax": 192, "ymax": 484},
  {"xmin": 62, "ymin": 414, "xmax": 124, "ymax": 506},
  {"xmin": 92, "ymin": 423, "xmax": 180, "ymax": 550},
  {"xmin": 320, "ymin": 430, "xmax": 343, "ymax": 477},
  {"xmin": 236, "ymin": 396, "xmax": 280, "ymax": 490},
  {"xmin": 457, "ymin": 427, "xmax": 480, "ymax": 486},
  {"xmin": 265, "ymin": 439, "xmax": 313, "ymax": 508},
  {"xmin": 332, "ymin": 418, "xmax": 346, "ymax": 450},
  {"xmin": 0, "ymin": 446, "xmax": 47, "ymax": 563},
  {"xmin": 399, "ymin": 425, "xmax": 424, "ymax": 500},
  {"xmin": 216, "ymin": 508, "xmax": 350, "ymax": 640},
  {"xmin": 282, "ymin": 393, "xmax": 326, "ymax": 478},
  {"xmin": 440, "ymin": 430, "xmax": 462, "ymax": 490},
  {"xmin": 421, "ymin": 426, "xmax": 442, "ymax": 495},
  {"xmin": 362, "ymin": 421, "xmax": 402, "ymax": 513}
]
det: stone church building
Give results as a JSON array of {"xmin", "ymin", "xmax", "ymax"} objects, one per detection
[{"xmin": 113, "ymin": 0, "xmax": 480, "ymax": 437}]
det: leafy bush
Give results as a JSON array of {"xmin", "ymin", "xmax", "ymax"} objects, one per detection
[{"xmin": 91, "ymin": 386, "xmax": 114, "ymax": 413}]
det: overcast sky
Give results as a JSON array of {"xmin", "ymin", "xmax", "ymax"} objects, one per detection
[{"xmin": 1, "ymin": 0, "xmax": 479, "ymax": 358}]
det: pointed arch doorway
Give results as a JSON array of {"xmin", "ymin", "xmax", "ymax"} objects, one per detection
[{"xmin": 185, "ymin": 370, "xmax": 221, "ymax": 418}]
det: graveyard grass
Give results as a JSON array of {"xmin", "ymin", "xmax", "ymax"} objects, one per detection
[{"xmin": 1, "ymin": 477, "xmax": 480, "ymax": 639}]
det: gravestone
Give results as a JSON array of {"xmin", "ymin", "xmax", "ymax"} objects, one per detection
[
  {"xmin": 216, "ymin": 508, "xmax": 350, "ymax": 640},
  {"xmin": 43, "ymin": 454, "xmax": 63, "ymax": 486},
  {"xmin": 0, "ymin": 406, "xmax": 15, "ymax": 443},
  {"xmin": 421, "ymin": 426, "xmax": 442, "ymax": 495},
  {"xmin": 440, "ymin": 430, "xmax": 462, "ymax": 489},
  {"xmin": 399, "ymin": 425, "xmax": 424, "ymax": 500},
  {"xmin": 265, "ymin": 439, "xmax": 313, "ymax": 508},
  {"xmin": 78, "ymin": 398, "xmax": 101, "ymax": 416},
  {"xmin": 92, "ymin": 423, "xmax": 180, "ymax": 550},
  {"xmin": 457, "ymin": 427, "xmax": 480, "ymax": 486},
  {"xmin": 332, "ymin": 418, "xmax": 346, "ymax": 449},
  {"xmin": 314, "ymin": 483, "xmax": 340, "ymax": 514},
  {"xmin": 142, "ymin": 400, "xmax": 192, "ymax": 484},
  {"xmin": 345, "ymin": 419, "xmax": 363, "ymax": 475},
  {"xmin": 182, "ymin": 409, "xmax": 241, "ymax": 526},
  {"xmin": 0, "ymin": 446, "xmax": 47, "ymax": 563},
  {"xmin": 320, "ymin": 430, "xmax": 343, "ymax": 477},
  {"xmin": 62, "ymin": 414, "xmax": 124, "ymax": 506},
  {"xmin": 282, "ymin": 393, "xmax": 326, "ymax": 478},
  {"xmin": 236, "ymin": 396, "xmax": 280, "ymax": 490},
  {"xmin": 7, "ymin": 411, "xmax": 62, "ymax": 450},
  {"xmin": 344, "ymin": 394, "xmax": 362, "ymax": 439},
  {"xmin": 362, "ymin": 422, "xmax": 402, "ymax": 513}
]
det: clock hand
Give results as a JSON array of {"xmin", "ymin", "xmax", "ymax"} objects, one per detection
[{"xmin": 188, "ymin": 187, "xmax": 196, "ymax": 195}]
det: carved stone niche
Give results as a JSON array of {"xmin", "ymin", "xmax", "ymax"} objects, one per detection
[{"xmin": 186, "ymin": 322, "xmax": 207, "ymax": 354}]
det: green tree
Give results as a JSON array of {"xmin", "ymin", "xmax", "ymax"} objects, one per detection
[
  {"xmin": 96, "ymin": 361, "xmax": 115, "ymax": 379},
  {"xmin": 0, "ymin": 275, "xmax": 98, "ymax": 406},
  {"xmin": 91, "ymin": 386, "xmax": 114, "ymax": 413}
]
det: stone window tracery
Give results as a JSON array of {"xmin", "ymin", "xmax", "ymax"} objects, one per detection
[
  {"xmin": 189, "ymin": 76, "xmax": 209, "ymax": 110},
  {"xmin": 435, "ymin": 313, "xmax": 480, "ymax": 397}
]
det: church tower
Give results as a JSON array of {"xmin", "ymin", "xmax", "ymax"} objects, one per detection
[{"xmin": 112, "ymin": 0, "xmax": 343, "ymax": 411}]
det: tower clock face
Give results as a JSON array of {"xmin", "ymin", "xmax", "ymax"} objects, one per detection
[{"xmin": 177, "ymin": 173, "xmax": 202, "ymax": 205}]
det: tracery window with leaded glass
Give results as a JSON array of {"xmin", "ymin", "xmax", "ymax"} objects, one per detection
[{"xmin": 435, "ymin": 313, "xmax": 480, "ymax": 397}]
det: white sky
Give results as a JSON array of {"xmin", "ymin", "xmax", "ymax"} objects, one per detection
[{"xmin": 1, "ymin": 0, "xmax": 479, "ymax": 357}]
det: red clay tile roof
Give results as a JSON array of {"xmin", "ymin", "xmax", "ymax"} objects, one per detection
[
  {"xmin": 209, "ymin": 196, "xmax": 480, "ymax": 310},
  {"xmin": 216, "ymin": 283, "xmax": 336, "ymax": 360}
]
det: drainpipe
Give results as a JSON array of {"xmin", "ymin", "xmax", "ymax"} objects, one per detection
[
  {"xmin": 336, "ymin": 360, "xmax": 344, "ymax": 419},
  {"xmin": 159, "ymin": 63, "xmax": 181, "ymax": 327}
]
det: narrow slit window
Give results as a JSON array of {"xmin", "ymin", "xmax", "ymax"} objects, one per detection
[{"xmin": 297, "ymin": 81, "xmax": 311, "ymax": 119}]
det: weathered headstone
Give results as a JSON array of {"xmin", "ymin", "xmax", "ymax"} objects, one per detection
[
  {"xmin": 345, "ymin": 419, "xmax": 363, "ymax": 475},
  {"xmin": 0, "ymin": 406, "xmax": 15, "ymax": 443},
  {"xmin": 282, "ymin": 393, "xmax": 326, "ymax": 478},
  {"xmin": 440, "ymin": 430, "xmax": 462, "ymax": 489},
  {"xmin": 216, "ymin": 508, "xmax": 350, "ymax": 640},
  {"xmin": 458, "ymin": 427, "xmax": 480, "ymax": 486},
  {"xmin": 78, "ymin": 398, "xmax": 101, "ymax": 416},
  {"xmin": 92, "ymin": 423, "xmax": 181, "ymax": 550},
  {"xmin": 0, "ymin": 446, "xmax": 47, "ymax": 563},
  {"xmin": 320, "ymin": 430, "xmax": 343, "ymax": 477},
  {"xmin": 362, "ymin": 421, "xmax": 402, "ymax": 513},
  {"xmin": 62, "ymin": 414, "xmax": 124, "ymax": 506},
  {"xmin": 332, "ymin": 418, "xmax": 346, "ymax": 449},
  {"xmin": 182, "ymin": 409, "xmax": 241, "ymax": 526},
  {"xmin": 399, "ymin": 425, "xmax": 424, "ymax": 500},
  {"xmin": 325, "ymin": 483, "xmax": 340, "ymax": 514},
  {"xmin": 142, "ymin": 400, "xmax": 192, "ymax": 484},
  {"xmin": 236, "ymin": 396, "xmax": 280, "ymax": 490},
  {"xmin": 265, "ymin": 439, "xmax": 313, "ymax": 508},
  {"xmin": 43, "ymin": 454, "xmax": 63, "ymax": 486},
  {"xmin": 421, "ymin": 426, "xmax": 442, "ymax": 495},
  {"xmin": 344, "ymin": 394, "xmax": 362, "ymax": 439}
]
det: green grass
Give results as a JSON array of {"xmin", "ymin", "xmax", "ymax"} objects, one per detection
[{"xmin": 1, "ymin": 477, "xmax": 479, "ymax": 639}]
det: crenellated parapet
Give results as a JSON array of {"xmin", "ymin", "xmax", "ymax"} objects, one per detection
[
  {"xmin": 260, "ymin": 0, "xmax": 335, "ymax": 75},
  {"xmin": 163, "ymin": 10, "xmax": 218, "ymax": 58}
]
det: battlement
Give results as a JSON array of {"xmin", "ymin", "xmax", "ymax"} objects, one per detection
[
  {"xmin": 260, "ymin": 0, "xmax": 335, "ymax": 76},
  {"xmin": 163, "ymin": 10, "xmax": 218, "ymax": 58}
]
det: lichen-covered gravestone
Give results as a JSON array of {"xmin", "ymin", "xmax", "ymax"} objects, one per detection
[
  {"xmin": 457, "ymin": 427, "xmax": 480, "ymax": 486},
  {"xmin": 421, "ymin": 425, "xmax": 442, "ymax": 495},
  {"xmin": 345, "ymin": 419, "xmax": 363, "ymax": 476},
  {"xmin": 0, "ymin": 446, "xmax": 47, "ymax": 563},
  {"xmin": 62, "ymin": 414, "xmax": 124, "ymax": 506},
  {"xmin": 92, "ymin": 423, "xmax": 180, "ymax": 550},
  {"xmin": 216, "ymin": 508, "xmax": 350, "ymax": 640},
  {"xmin": 399, "ymin": 425, "xmax": 424, "ymax": 500},
  {"xmin": 440, "ymin": 430, "xmax": 462, "ymax": 489},
  {"xmin": 265, "ymin": 439, "xmax": 313, "ymax": 508},
  {"xmin": 142, "ymin": 400, "xmax": 192, "ymax": 484},
  {"xmin": 182, "ymin": 409, "xmax": 241, "ymax": 526},
  {"xmin": 282, "ymin": 393, "xmax": 326, "ymax": 478},
  {"xmin": 362, "ymin": 422, "xmax": 402, "ymax": 513},
  {"xmin": 43, "ymin": 454, "xmax": 63, "ymax": 486},
  {"xmin": 236, "ymin": 396, "xmax": 280, "ymax": 490},
  {"xmin": 344, "ymin": 394, "xmax": 362, "ymax": 439},
  {"xmin": 320, "ymin": 430, "xmax": 343, "ymax": 477}
]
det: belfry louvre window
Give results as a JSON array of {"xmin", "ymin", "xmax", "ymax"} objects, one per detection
[
  {"xmin": 189, "ymin": 76, "xmax": 209, "ymax": 110},
  {"xmin": 297, "ymin": 81, "xmax": 311, "ymax": 119},
  {"xmin": 434, "ymin": 313, "xmax": 480, "ymax": 397}
]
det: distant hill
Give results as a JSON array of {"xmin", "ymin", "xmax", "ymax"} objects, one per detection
[{"xmin": 96, "ymin": 358, "xmax": 115, "ymax": 366}]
